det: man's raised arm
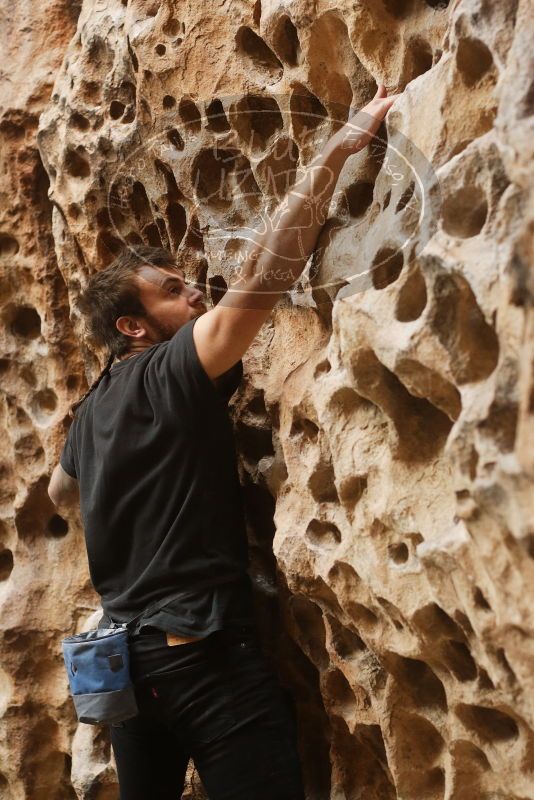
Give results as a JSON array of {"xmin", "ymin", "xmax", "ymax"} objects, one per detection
[{"xmin": 194, "ymin": 85, "xmax": 400, "ymax": 379}]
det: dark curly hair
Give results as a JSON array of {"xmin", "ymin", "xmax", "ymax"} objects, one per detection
[{"xmin": 69, "ymin": 245, "xmax": 180, "ymax": 417}]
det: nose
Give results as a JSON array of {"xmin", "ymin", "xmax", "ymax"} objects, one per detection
[{"xmin": 187, "ymin": 284, "xmax": 204, "ymax": 305}]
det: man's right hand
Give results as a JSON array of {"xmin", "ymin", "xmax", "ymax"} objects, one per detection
[
  {"xmin": 334, "ymin": 84, "xmax": 401, "ymax": 155},
  {"xmin": 192, "ymin": 85, "xmax": 401, "ymax": 381}
]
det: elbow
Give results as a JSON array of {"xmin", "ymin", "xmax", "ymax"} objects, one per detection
[{"xmin": 47, "ymin": 485, "xmax": 62, "ymax": 508}]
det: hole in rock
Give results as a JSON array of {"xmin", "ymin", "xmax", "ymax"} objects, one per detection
[
  {"xmin": 46, "ymin": 514, "xmax": 69, "ymax": 537},
  {"xmin": 167, "ymin": 128, "xmax": 184, "ymax": 150},
  {"xmin": 253, "ymin": 0, "xmax": 261, "ymax": 26},
  {"xmin": 325, "ymin": 669, "xmax": 359, "ymax": 717},
  {"xmin": 162, "ymin": 17, "xmax": 180, "ymax": 35},
  {"xmin": 0, "ymin": 549, "xmax": 14, "ymax": 581},
  {"xmin": 109, "ymin": 100, "xmax": 126, "ymax": 119},
  {"xmin": 328, "ymin": 387, "xmax": 368, "ymax": 416},
  {"xmin": 242, "ymin": 481, "xmax": 276, "ymax": 547},
  {"xmin": 11, "ymin": 306, "xmax": 41, "ymax": 339},
  {"xmin": 96, "ymin": 206, "xmax": 112, "ymax": 227},
  {"xmin": 163, "ymin": 95, "xmax": 176, "ymax": 110},
  {"xmin": 376, "ymin": 596, "xmax": 406, "ymax": 630},
  {"xmin": 256, "ymin": 136, "xmax": 299, "ymax": 200},
  {"xmin": 32, "ymin": 389, "xmax": 58, "ymax": 417},
  {"xmin": 308, "ymin": 461, "xmax": 339, "ymax": 503},
  {"xmin": 97, "ymin": 231, "xmax": 124, "ymax": 266},
  {"xmin": 450, "ymin": 738, "xmax": 491, "ymax": 774},
  {"xmin": 206, "ymin": 99, "xmax": 230, "ymax": 133},
  {"xmin": 395, "ymin": 358, "xmax": 462, "ymax": 420},
  {"xmin": 396, "ymin": 181, "xmax": 415, "ymax": 213},
  {"xmin": 235, "ymin": 26, "xmax": 283, "ymax": 81},
  {"xmin": 420, "ymin": 768, "xmax": 445, "ymax": 795},
  {"xmin": 407, "ymin": 38, "xmax": 433, "ymax": 80},
  {"xmin": 344, "ymin": 181, "xmax": 374, "ymax": 218},
  {"xmin": 191, "ymin": 148, "xmax": 260, "ymax": 210},
  {"xmin": 155, "ymin": 43, "xmax": 166, "ymax": 56},
  {"xmin": 178, "ymin": 97, "xmax": 201, "ymax": 133},
  {"xmin": 272, "ymin": 14, "xmax": 300, "ymax": 66},
  {"xmin": 143, "ymin": 2, "xmax": 159, "ymax": 17},
  {"xmin": 246, "ymin": 391, "xmax": 267, "ymax": 417},
  {"xmin": 183, "ymin": 214, "xmax": 205, "ymax": 252},
  {"xmin": 126, "ymin": 232, "xmax": 143, "ymax": 246},
  {"xmin": 338, "ymin": 475, "xmax": 367, "ymax": 510},
  {"xmin": 495, "ymin": 648, "xmax": 517, "ymax": 683},
  {"xmin": 350, "ymin": 349, "xmax": 454, "ymax": 460},
  {"xmin": 0, "ymin": 234, "xmax": 19, "ymax": 257},
  {"xmin": 70, "ymin": 112, "xmax": 90, "ymax": 130},
  {"xmin": 167, "ymin": 202, "xmax": 187, "ymax": 249},
  {"xmin": 371, "ymin": 247, "xmax": 404, "ymax": 289},
  {"xmin": 314, "ymin": 359, "xmax": 331, "ymax": 378},
  {"xmin": 431, "ymin": 272, "xmax": 499, "ymax": 382},
  {"xmin": 208, "ymin": 275, "xmax": 227, "ymax": 306},
  {"xmin": 425, "ymin": 0, "xmax": 450, "ymax": 7},
  {"xmin": 413, "ymin": 602, "xmax": 464, "ymax": 640},
  {"xmin": 384, "ymin": 653, "xmax": 448, "ymax": 711},
  {"xmin": 456, "ymin": 704, "xmax": 519, "ymax": 743},
  {"xmin": 454, "ymin": 610, "xmax": 475, "ymax": 636},
  {"xmin": 478, "ymin": 668, "xmax": 495, "ymax": 690},
  {"xmin": 382, "ymin": 189, "xmax": 392, "ymax": 210},
  {"xmin": 327, "ymin": 616, "xmax": 366, "ymax": 658},
  {"xmin": 346, "ymin": 602, "xmax": 379, "ymax": 629},
  {"xmin": 308, "ymin": 581, "xmax": 349, "ymax": 614},
  {"xmin": 305, "ymin": 519, "xmax": 342, "ymax": 550},
  {"xmin": 383, "ymin": 0, "xmax": 414, "ymax": 19},
  {"xmin": 144, "ymin": 222, "xmax": 164, "ymax": 248},
  {"xmin": 395, "ymin": 266, "xmax": 427, "ymax": 321},
  {"xmin": 67, "ymin": 203, "xmax": 81, "ymax": 220},
  {"xmin": 64, "ymin": 148, "xmax": 90, "ymax": 178},
  {"xmin": 388, "ymin": 542, "xmax": 409, "ymax": 564},
  {"xmin": 392, "ymin": 711, "xmax": 445, "ymax": 764},
  {"xmin": 81, "ymin": 79, "xmax": 101, "ymax": 103},
  {"xmin": 456, "ymin": 37, "xmax": 494, "ymax": 87},
  {"xmin": 127, "ymin": 35, "xmax": 139, "ymax": 71},
  {"xmin": 290, "ymin": 85, "xmax": 328, "ymax": 140},
  {"xmin": 289, "ymin": 595, "xmax": 329, "ymax": 669},
  {"xmin": 442, "ymin": 185, "xmax": 487, "ymax": 238},
  {"xmin": 441, "ymin": 640, "xmax": 477, "ymax": 681},
  {"xmin": 131, "ymin": 181, "xmax": 152, "ymax": 224},
  {"xmin": 234, "ymin": 419, "xmax": 274, "ymax": 463},
  {"xmin": 232, "ymin": 95, "xmax": 283, "ymax": 151},
  {"xmin": 473, "ymin": 587, "xmax": 491, "ymax": 611},
  {"xmin": 290, "ymin": 417, "xmax": 319, "ymax": 440},
  {"xmin": 328, "ymin": 560, "xmax": 361, "ymax": 590}
]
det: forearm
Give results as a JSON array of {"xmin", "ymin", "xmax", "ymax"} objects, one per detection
[
  {"xmin": 219, "ymin": 85, "xmax": 399, "ymax": 310},
  {"xmin": 254, "ymin": 138, "xmax": 349, "ymax": 281},
  {"xmin": 221, "ymin": 135, "xmax": 351, "ymax": 309}
]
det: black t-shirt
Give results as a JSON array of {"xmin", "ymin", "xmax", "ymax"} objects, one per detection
[{"xmin": 60, "ymin": 317, "xmax": 256, "ymax": 636}]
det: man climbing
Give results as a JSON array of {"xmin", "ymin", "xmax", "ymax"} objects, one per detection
[{"xmin": 48, "ymin": 85, "xmax": 399, "ymax": 800}]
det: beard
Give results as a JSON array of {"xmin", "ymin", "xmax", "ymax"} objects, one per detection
[
  {"xmin": 142, "ymin": 312, "xmax": 180, "ymax": 343},
  {"xmin": 143, "ymin": 304, "xmax": 207, "ymax": 343}
]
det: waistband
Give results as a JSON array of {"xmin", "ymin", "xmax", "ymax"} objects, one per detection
[{"xmin": 128, "ymin": 625, "xmax": 260, "ymax": 683}]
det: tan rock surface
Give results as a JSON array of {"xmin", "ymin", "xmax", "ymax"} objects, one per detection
[{"xmin": 0, "ymin": 0, "xmax": 533, "ymax": 797}]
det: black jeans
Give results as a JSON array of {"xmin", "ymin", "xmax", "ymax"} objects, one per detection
[{"xmin": 110, "ymin": 626, "xmax": 305, "ymax": 800}]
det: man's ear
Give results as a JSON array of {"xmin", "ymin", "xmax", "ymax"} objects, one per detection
[{"xmin": 115, "ymin": 315, "xmax": 146, "ymax": 339}]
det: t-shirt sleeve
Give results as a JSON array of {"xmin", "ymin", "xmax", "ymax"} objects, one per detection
[
  {"xmin": 162, "ymin": 318, "xmax": 243, "ymax": 404},
  {"xmin": 59, "ymin": 420, "xmax": 77, "ymax": 479}
]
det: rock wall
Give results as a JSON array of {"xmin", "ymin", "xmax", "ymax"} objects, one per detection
[{"xmin": 1, "ymin": 0, "xmax": 533, "ymax": 797}]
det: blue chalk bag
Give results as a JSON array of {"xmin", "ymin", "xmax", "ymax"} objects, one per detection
[{"xmin": 62, "ymin": 624, "xmax": 138, "ymax": 725}]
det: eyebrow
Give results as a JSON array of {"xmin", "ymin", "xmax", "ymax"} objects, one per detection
[{"xmin": 161, "ymin": 273, "xmax": 185, "ymax": 287}]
